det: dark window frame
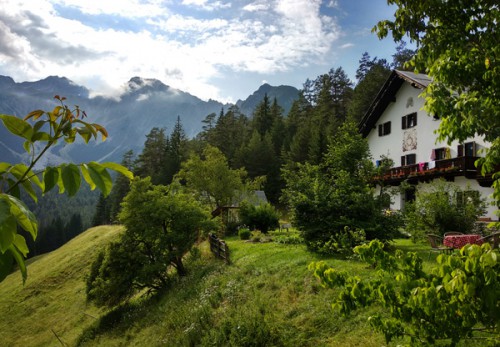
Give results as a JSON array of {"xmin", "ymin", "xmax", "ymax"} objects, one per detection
[
  {"xmin": 401, "ymin": 153, "xmax": 416, "ymax": 166},
  {"xmin": 378, "ymin": 121, "xmax": 392, "ymax": 136},
  {"xmin": 402, "ymin": 112, "xmax": 417, "ymax": 129}
]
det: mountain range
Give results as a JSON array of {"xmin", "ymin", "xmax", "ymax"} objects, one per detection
[{"xmin": 0, "ymin": 75, "xmax": 299, "ymax": 166}]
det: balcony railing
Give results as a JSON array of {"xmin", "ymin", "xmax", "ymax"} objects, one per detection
[{"xmin": 374, "ymin": 156, "xmax": 484, "ymax": 185}]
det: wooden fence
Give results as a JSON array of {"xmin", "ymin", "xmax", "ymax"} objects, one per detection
[{"xmin": 209, "ymin": 233, "xmax": 230, "ymax": 264}]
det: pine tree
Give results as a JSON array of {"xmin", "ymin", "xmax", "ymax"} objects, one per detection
[
  {"xmin": 164, "ymin": 116, "xmax": 187, "ymax": 183},
  {"xmin": 108, "ymin": 150, "xmax": 134, "ymax": 222},
  {"xmin": 134, "ymin": 127, "xmax": 168, "ymax": 185}
]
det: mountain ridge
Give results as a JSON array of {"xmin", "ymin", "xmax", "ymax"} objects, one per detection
[{"xmin": 0, "ymin": 75, "xmax": 299, "ymax": 165}]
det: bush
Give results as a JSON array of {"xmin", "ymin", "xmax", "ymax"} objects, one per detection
[
  {"xmin": 310, "ymin": 240, "xmax": 500, "ymax": 346},
  {"xmin": 404, "ymin": 179, "xmax": 487, "ymax": 240},
  {"xmin": 238, "ymin": 228, "xmax": 251, "ymax": 240},
  {"xmin": 307, "ymin": 227, "xmax": 366, "ymax": 255},
  {"xmin": 239, "ymin": 201, "xmax": 279, "ymax": 234}
]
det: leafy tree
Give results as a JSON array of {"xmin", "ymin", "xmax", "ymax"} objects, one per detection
[
  {"xmin": 374, "ymin": 0, "xmax": 500, "ymax": 221},
  {"xmin": 282, "ymin": 122, "xmax": 398, "ymax": 252},
  {"xmin": 86, "ymin": 178, "xmax": 212, "ymax": 307},
  {"xmin": 239, "ymin": 201, "xmax": 279, "ymax": 234},
  {"xmin": 0, "ymin": 96, "xmax": 132, "ymax": 282},
  {"xmin": 177, "ymin": 145, "xmax": 247, "ymax": 211},
  {"xmin": 404, "ymin": 179, "xmax": 487, "ymax": 240},
  {"xmin": 310, "ymin": 240, "xmax": 500, "ymax": 346}
]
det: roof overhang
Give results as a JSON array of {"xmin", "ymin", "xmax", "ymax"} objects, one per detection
[{"xmin": 358, "ymin": 70, "xmax": 431, "ymax": 138}]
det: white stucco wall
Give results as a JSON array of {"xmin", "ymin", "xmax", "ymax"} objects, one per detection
[{"xmin": 367, "ymin": 82, "xmax": 497, "ymax": 220}]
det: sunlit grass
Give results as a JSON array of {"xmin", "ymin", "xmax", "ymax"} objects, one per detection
[{"xmin": 1, "ymin": 228, "xmax": 478, "ymax": 346}]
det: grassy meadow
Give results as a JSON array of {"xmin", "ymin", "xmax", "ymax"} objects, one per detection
[{"xmin": 0, "ymin": 227, "xmax": 474, "ymax": 346}]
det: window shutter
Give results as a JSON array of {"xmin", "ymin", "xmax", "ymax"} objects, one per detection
[
  {"xmin": 408, "ymin": 154, "xmax": 416, "ymax": 165},
  {"xmin": 385, "ymin": 121, "xmax": 391, "ymax": 135},
  {"xmin": 402, "ymin": 116, "xmax": 407, "ymax": 129},
  {"xmin": 413, "ymin": 113, "xmax": 417, "ymax": 126},
  {"xmin": 401, "ymin": 156, "xmax": 406, "ymax": 166},
  {"xmin": 378, "ymin": 124, "xmax": 383, "ymax": 136},
  {"xmin": 457, "ymin": 144, "xmax": 464, "ymax": 157}
]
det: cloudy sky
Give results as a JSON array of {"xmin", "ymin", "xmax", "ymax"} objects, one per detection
[{"xmin": 0, "ymin": 0, "xmax": 401, "ymax": 103}]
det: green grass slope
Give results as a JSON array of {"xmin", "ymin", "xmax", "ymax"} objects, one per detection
[
  {"xmin": 0, "ymin": 225, "xmax": 123, "ymax": 347},
  {"xmin": 2, "ymin": 228, "xmax": 469, "ymax": 347}
]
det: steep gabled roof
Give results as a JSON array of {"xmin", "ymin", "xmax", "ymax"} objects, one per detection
[{"xmin": 358, "ymin": 70, "xmax": 432, "ymax": 137}]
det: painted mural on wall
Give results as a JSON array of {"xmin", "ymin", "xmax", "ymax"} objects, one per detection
[{"xmin": 403, "ymin": 128, "xmax": 417, "ymax": 152}]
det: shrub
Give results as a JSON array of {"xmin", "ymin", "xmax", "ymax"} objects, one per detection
[
  {"xmin": 239, "ymin": 201, "xmax": 279, "ymax": 234},
  {"xmin": 308, "ymin": 226, "xmax": 366, "ymax": 255},
  {"xmin": 310, "ymin": 240, "xmax": 500, "ymax": 346},
  {"xmin": 238, "ymin": 228, "xmax": 251, "ymax": 240},
  {"xmin": 404, "ymin": 179, "xmax": 487, "ymax": 240},
  {"xmin": 86, "ymin": 178, "xmax": 213, "ymax": 307}
]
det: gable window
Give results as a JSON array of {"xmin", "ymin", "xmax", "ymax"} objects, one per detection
[
  {"xmin": 401, "ymin": 153, "xmax": 416, "ymax": 166},
  {"xmin": 402, "ymin": 112, "xmax": 417, "ymax": 129},
  {"xmin": 457, "ymin": 142, "xmax": 476, "ymax": 157},
  {"xmin": 378, "ymin": 121, "xmax": 391, "ymax": 136}
]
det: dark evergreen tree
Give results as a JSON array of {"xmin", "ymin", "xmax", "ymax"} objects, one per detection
[
  {"xmin": 108, "ymin": 150, "xmax": 134, "ymax": 222},
  {"xmin": 164, "ymin": 116, "xmax": 187, "ymax": 184},
  {"xmin": 212, "ymin": 105, "xmax": 249, "ymax": 167},
  {"xmin": 134, "ymin": 127, "xmax": 168, "ymax": 185},
  {"xmin": 92, "ymin": 193, "xmax": 110, "ymax": 226},
  {"xmin": 65, "ymin": 213, "xmax": 83, "ymax": 240},
  {"xmin": 252, "ymin": 93, "xmax": 274, "ymax": 137},
  {"xmin": 391, "ymin": 41, "xmax": 416, "ymax": 69},
  {"xmin": 348, "ymin": 55, "xmax": 391, "ymax": 122}
]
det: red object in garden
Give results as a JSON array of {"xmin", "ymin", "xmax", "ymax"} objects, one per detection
[{"xmin": 443, "ymin": 234, "xmax": 483, "ymax": 249}]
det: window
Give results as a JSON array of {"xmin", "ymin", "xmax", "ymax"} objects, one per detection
[
  {"xmin": 401, "ymin": 153, "xmax": 416, "ymax": 166},
  {"xmin": 434, "ymin": 147, "xmax": 450, "ymax": 160},
  {"xmin": 457, "ymin": 142, "xmax": 476, "ymax": 157},
  {"xmin": 378, "ymin": 121, "xmax": 391, "ymax": 136},
  {"xmin": 402, "ymin": 112, "xmax": 417, "ymax": 129}
]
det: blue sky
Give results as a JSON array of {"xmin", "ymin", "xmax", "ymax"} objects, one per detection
[{"xmin": 0, "ymin": 0, "xmax": 402, "ymax": 103}]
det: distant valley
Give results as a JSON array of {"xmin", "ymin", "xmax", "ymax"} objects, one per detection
[{"xmin": 0, "ymin": 75, "xmax": 299, "ymax": 165}]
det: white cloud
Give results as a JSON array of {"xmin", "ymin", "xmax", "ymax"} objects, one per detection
[
  {"xmin": 0, "ymin": 0, "xmax": 342, "ymax": 101},
  {"xmin": 181, "ymin": 0, "xmax": 231, "ymax": 11}
]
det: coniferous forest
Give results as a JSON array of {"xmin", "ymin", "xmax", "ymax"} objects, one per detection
[{"xmin": 26, "ymin": 47, "xmax": 412, "ymax": 256}]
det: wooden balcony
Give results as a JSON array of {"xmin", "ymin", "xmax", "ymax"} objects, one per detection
[{"xmin": 373, "ymin": 156, "xmax": 494, "ymax": 186}]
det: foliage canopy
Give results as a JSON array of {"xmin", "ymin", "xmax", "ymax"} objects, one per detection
[
  {"xmin": 374, "ymin": 0, "xmax": 500, "ymax": 219},
  {"xmin": 0, "ymin": 97, "xmax": 132, "ymax": 283}
]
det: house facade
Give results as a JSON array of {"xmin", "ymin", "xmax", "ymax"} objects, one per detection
[{"xmin": 359, "ymin": 70, "xmax": 497, "ymax": 220}]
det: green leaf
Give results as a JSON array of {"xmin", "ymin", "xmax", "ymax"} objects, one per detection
[
  {"xmin": 100, "ymin": 162, "xmax": 134, "ymax": 180},
  {"xmin": 0, "ymin": 250, "xmax": 14, "ymax": 282},
  {"xmin": 2, "ymin": 194, "xmax": 38, "ymax": 240},
  {"xmin": 87, "ymin": 162, "xmax": 113, "ymax": 196},
  {"xmin": 61, "ymin": 164, "xmax": 81, "ymax": 196},
  {"xmin": 43, "ymin": 167, "xmax": 60, "ymax": 193},
  {"xmin": 0, "ymin": 114, "xmax": 33, "ymax": 140},
  {"xmin": 0, "ymin": 162, "xmax": 12, "ymax": 175},
  {"xmin": 23, "ymin": 141, "xmax": 31, "ymax": 153},
  {"xmin": 8, "ymin": 245, "xmax": 27, "ymax": 283},
  {"xmin": 80, "ymin": 164, "xmax": 96, "ymax": 190},
  {"xmin": 13, "ymin": 234, "xmax": 29, "ymax": 257},
  {"xmin": 0, "ymin": 198, "xmax": 16, "ymax": 253},
  {"xmin": 31, "ymin": 131, "xmax": 50, "ymax": 142}
]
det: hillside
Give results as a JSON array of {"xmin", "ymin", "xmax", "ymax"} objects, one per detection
[{"xmin": 1, "ymin": 225, "xmax": 388, "ymax": 346}]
